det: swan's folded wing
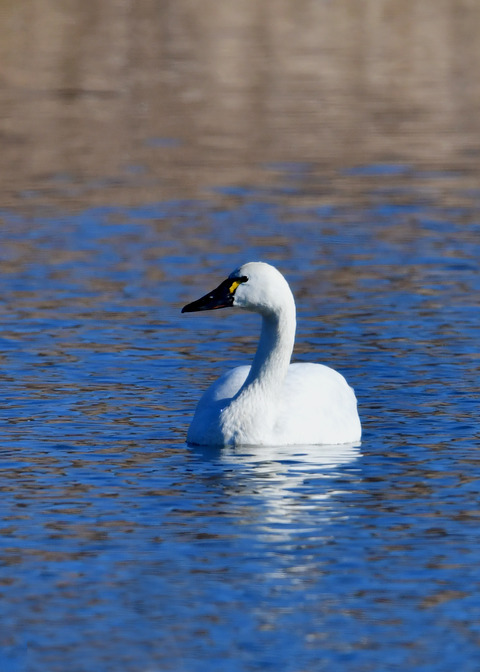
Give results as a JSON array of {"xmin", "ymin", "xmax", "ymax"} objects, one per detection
[
  {"xmin": 187, "ymin": 365, "xmax": 251, "ymax": 445},
  {"xmin": 274, "ymin": 363, "xmax": 361, "ymax": 445},
  {"xmin": 204, "ymin": 365, "xmax": 251, "ymax": 403}
]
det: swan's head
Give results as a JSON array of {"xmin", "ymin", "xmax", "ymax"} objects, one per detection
[{"xmin": 182, "ymin": 261, "xmax": 295, "ymax": 317}]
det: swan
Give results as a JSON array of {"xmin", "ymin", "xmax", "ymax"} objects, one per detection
[{"xmin": 182, "ymin": 262, "xmax": 361, "ymax": 447}]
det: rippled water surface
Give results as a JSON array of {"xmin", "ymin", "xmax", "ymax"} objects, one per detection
[
  {"xmin": 1, "ymin": 166, "xmax": 479, "ymax": 672},
  {"xmin": 2, "ymin": 2, "xmax": 480, "ymax": 670}
]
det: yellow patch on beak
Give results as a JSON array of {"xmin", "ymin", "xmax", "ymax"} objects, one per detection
[{"xmin": 229, "ymin": 280, "xmax": 241, "ymax": 294}]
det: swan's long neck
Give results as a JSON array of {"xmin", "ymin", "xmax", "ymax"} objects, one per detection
[
  {"xmin": 221, "ymin": 296, "xmax": 296, "ymax": 444},
  {"xmin": 245, "ymin": 306, "xmax": 296, "ymax": 391}
]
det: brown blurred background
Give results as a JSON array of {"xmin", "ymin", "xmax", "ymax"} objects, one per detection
[{"xmin": 1, "ymin": 0, "xmax": 480, "ymax": 208}]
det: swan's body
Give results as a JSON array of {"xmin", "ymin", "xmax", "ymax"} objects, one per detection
[{"xmin": 182, "ymin": 262, "xmax": 361, "ymax": 447}]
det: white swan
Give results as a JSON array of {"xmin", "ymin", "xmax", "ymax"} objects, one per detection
[{"xmin": 182, "ymin": 262, "xmax": 361, "ymax": 447}]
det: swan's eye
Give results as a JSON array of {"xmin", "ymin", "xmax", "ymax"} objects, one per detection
[{"xmin": 229, "ymin": 276, "xmax": 248, "ymax": 294}]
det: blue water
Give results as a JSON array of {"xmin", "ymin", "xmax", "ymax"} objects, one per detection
[{"xmin": 0, "ymin": 166, "xmax": 479, "ymax": 671}]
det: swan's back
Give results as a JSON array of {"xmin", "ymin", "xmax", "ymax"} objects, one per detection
[{"xmin": 187, "ymin": 362, "xmax": 360, "ymax": 446}]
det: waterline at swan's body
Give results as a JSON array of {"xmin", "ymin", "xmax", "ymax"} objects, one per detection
[{"xmin": 182, "ymin": 262, "xmax": 361, "ymax": 447}]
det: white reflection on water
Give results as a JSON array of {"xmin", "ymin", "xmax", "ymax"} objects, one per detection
[
  {"xmin": 220, "ymin": 441, "xmax": 361, "ymax": 471},
  {"xmin": 215, "ymin": 442, "xmax": 361, "ymax": 532}
]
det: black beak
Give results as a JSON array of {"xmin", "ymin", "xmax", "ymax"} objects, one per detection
[{"xmin": 182, "ymin": 279, "xmax": 234, "ymax": 313}]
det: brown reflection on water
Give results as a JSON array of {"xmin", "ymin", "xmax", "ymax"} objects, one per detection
[{"xmin": 1, "ymin": 0, "xmax": 480, "ymax": 208}]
